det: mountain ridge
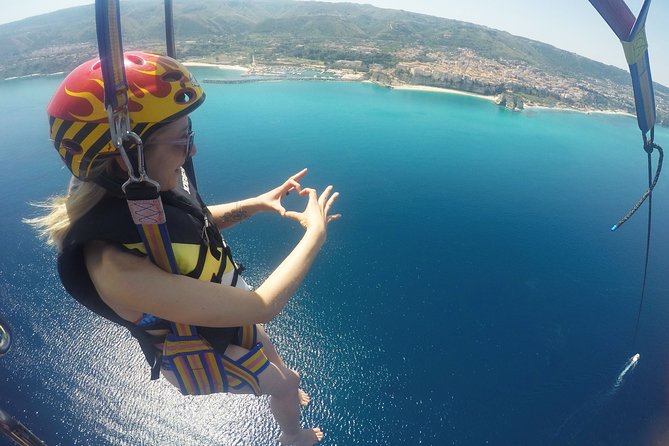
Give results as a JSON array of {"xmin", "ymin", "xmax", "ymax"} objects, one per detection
[{"xmin": 1, "ymin": 0, "xmax": 666, "ymax": 124}]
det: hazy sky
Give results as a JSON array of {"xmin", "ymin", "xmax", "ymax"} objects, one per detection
[{"xmin": 2, "ymin": 0, "xmax": 667, "ymax": 85}]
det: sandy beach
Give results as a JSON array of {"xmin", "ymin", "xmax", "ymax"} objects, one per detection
[
  {"xmin": 180, "ymin": 61, "xmax": 637, "ymax": 119},
  {"xmin": 394, "ymin": 84, "xmax": 635, "ymax": 118},
  {"xmin": 525, "ymin": 103, "xmax": 635, "ymax": 118},
  {"xmin": 183, "ymin": 61, "xmax": 250, "ymax": 72},
  {"xmin": 390, "ymin": 84, "xmax": 496, "ymax": 102}
]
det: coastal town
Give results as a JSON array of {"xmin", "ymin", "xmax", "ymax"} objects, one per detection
[
  {"xmin": 195, "ymin": 46, "xmax": 668, "ymax": 124},
  {"xmin": 2, "ymin": 0, "xmax": 667, "ymax": 126}
]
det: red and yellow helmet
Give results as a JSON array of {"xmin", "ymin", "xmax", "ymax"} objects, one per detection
[{"xmin": 47, "ymin": 51, "xmax": 205, "ymax": 181}]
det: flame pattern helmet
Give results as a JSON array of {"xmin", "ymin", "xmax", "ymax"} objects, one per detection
[{"xmin": 47, "ymin": 51, "xmax": 205, "ymax": 181}]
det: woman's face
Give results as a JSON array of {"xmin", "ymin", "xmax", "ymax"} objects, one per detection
[{"xmin": 143, "ymin": 116, "xmax": 196, "ymax": 191}]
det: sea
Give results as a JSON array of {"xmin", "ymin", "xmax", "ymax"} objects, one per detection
[{"xmin": 1, "ymin": 66, "xmax": 669, "ymax": 445}]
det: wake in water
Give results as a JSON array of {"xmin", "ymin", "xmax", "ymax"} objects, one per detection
[
  {"xmin": 552, "ymin": 353, "xmax": 640, "ymax": 444},
  {"xmin": 611, "ymin": 353, "xmax": 640, "ymax": 394}
]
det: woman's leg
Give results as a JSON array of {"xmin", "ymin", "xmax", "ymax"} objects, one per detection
[
  {"xmin": 255, "ymin": 324, "xmax": 287, "ymax": 368},
  {"xmin": 225, "ymin": 342, "xmax": 323, "ymax": 446},
  {"xmin": 254, "ymin": 325, "xmax": 310, "ymax": 406}
]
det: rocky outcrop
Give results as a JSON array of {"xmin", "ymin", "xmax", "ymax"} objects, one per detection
[
  {"xmin": 393, "ymin": 63, "xmax": 503, "ymax": 96},
  {"xmin": 332, "ymin": 60, "xmax": 364, "ymax": 70},
  {"xmin": 495, "ymin": 91, "xmax": 524, "ymax": 110},
  {"xmin": 369, "ymin": 70, "xmax": 393, "ymax": 86}
]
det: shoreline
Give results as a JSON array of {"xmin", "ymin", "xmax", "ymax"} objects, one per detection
[
  {"xmin": 3, "ymin": 71, "xmax": 65, "ymax": 81},
  {"xmin": 183, "ymin": 61, "xmax": 250, "ymax": 72},
  {"xmin": 7, "ymin": 59, "xmax": 638, "ymax": 121},
  {"xmin": 390, "ymin": 83, "xmax": 496, "ymax": 102},
  {"xmin": 389, "ymin": 83, "xmax": 635, "ymax": 118},
  {"xmin": 524, "ymin": 103, "xmax": 635, "ymax": 119},
  {"xmin": 179, "ymin": 60, "xmax": 638, "ymax": 119},
  {"xmin": 391, "ymin": 83, "xmax": 635, "ymax": 118}
]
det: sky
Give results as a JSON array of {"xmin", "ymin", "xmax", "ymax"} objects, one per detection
[{"xmin": 1, "ymin": 0, "xmax": 668, "ymax": 85}]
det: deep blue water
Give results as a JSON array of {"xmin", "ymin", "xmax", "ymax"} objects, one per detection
[{"xmin": 1, "ymin": 67, "xmax": 669, "ymax": 445}]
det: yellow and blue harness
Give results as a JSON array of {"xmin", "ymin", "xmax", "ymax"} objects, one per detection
[
  {"xmin": 72, "ymin": 0, "xmax": 270, "ymax": 397},
  {"xmin": 162, "ymin": 323, "xmax": 269, "ymax": 396},
  {"xmin": 59, "ymin": 170, "xmax": 270, "ymax": 396}
]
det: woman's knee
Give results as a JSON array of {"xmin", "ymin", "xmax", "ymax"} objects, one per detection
[
  {"xmin": 265, "ymin": 365, "xmax": 300, "ymax": 398},
  {"xmin": 280, "ymin": 367, "xmax": 300, "ymax": 391},
  {"xmin": 286, "ymin": 367, "xmax": 300, "ymax": 386}
]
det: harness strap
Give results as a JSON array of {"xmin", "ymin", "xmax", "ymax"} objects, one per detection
[
  {"xmin": 590, "ymin": 0, "xmax": 663, "ymax": 229},
  {"xmin": 95, "ymin": 1, "xmax": 260, "ymax": 393},
  {"xmin": 95, "ymin": 0, "xmax": 183, "ymax": 378},
  {"xmin": 95, "ymin": 0, "xmax": 180, "ymax": 274},
  {"xmin": 589, "ymin": 0, "xmax": 655, "ymax": 136},
  {"xmin": 124, "ymin": 181, "xmax": 180, "ymax": 273},
  {"xmin": 163, "ymin": 323, "xmax": 268, "ymax": 395},
  {"xmin": 95, "ymin": 0, "xmax": 130, "ymax": 149}
]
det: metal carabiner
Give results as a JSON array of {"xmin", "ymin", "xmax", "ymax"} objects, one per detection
[
  {"xmin": 115, "ymin": 132, "xmax": 140, "ymax": 182},
  {"xmin": 120, "ymin": 131, "xmax": 161, "ymax": 194},
  {"xmin": 643, "ymin": 128, "xmax": 656, "ymax": 154},
  {"xmin": 107, "ymin": 103, "xmax": 130, "ymax": 149}
]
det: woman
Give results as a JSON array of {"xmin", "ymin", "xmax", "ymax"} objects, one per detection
[{"xmin": 29, "ymin": 51, "xmax": 339, "ymax": 446}]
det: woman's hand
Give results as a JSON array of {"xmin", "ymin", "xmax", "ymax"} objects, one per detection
[
  {"xmin": 256, "ymin": 168, "xmax": 308, "ymax": 215},
  {"xmin": 284, "ymin": 186, "xmax": 341, "ymax": 240}
]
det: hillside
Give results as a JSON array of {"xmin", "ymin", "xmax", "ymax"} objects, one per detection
[{"xmin": 1, "ymin": 0, "xmax": 667, "ymax": 124}]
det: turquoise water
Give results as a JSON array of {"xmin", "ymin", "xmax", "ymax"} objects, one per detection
[{"xmin": 1, "ymin": 68, "xmax": 669, "ymax": 445}]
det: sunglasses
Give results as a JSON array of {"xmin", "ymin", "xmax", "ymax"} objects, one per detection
[{"xmin": 144, "ymin": 130, "xmax": 195, "ymax": 158}]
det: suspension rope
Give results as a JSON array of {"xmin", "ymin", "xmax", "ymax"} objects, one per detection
[
  {"xmin": 164, "ymin": 0, "xmax": 176, "ymax": 58},
  {"xmin": 610, "ymin": 138, "xmax": 663, "ymax": 232},
  {"xmin": 631, "ymin": 147, "xmax": 655, "ymax": 350},
  {"xmin": 589, "ymin": 1, "xmax": 665, "ymax": 358}
]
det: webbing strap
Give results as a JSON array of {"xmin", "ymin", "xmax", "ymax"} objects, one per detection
[
  {"xmin": 124, "ymin": 182, "xmax": 180, "ymax": 274},
  {"xmin": 95, "ymin": 0, "xmax": 190, "ymax": 338},
  {"xmin": 95, "ymin": 0, "xmax": 131, "ymax": 150},
  {"xmin": 172, "ymin": 322, "xmax": 196, "ymax": 337},
  {"xmin": 96, "ymin": 2, "xmax": 233, "ymax": 390},
  {"xmin": 589, "ymin": 0, "xmax": 663, "ymax": 231},
  {"xmin": 164, "ymin": 323, "xmax": 266, "ymax": 395},
  {"xmin": 125, "ymin": 183, "xmax": 193, "ymax": 339},
  {"xmin": 95, "ymin": 0, "xmax": 126, "ymax": 111},
  {"xmin": 95, "ymin": 0, "xmax": 179, "ymax": 273},
  {"xmin": 589, "ymin": 0, "xmax": 656, "ymax": 135}
]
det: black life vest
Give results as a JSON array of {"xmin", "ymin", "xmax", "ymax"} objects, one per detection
[{"xmin": 58, "ymin": 167, "xmax": 245, "ymax": 379}]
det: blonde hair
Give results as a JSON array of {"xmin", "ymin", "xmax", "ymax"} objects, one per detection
[{"xmin": 24, "ymin": 158, "xmax": 118, "ymax": 252}]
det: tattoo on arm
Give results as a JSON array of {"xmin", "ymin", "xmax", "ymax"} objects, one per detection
[{"xmin": 220, "ymin": 202, "xmax": 250, "ymax": 224}]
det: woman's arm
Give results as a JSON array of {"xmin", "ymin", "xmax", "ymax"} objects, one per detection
[
  {"xmin": 85, "ymin": 186, "xmax": 340, "ymax": 328},
  {"xmin": 208, "ymin": 168, "xmax": 307, "ymax": 230}
]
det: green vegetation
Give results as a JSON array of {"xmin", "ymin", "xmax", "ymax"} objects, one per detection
[
  {"xmin": 0, "ymin": 0, "xmax": 666, "ymax": 123},
  {"xmin": 0, "ymin": 0, "xmax": 628, "ymax": 80}
]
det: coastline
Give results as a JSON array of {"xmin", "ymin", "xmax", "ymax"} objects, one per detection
[
  {"xmin": 3, "ymin": 71, "xmax": 65, "ymax": 81},
  {"xmin": 390, "ymin": 83, "xmax": 496, "ymax": 102},
  {"xmin": 389, "ymin": 83, "xmax": 635, "ymax": 118},
  {"xmin": 524, "ymin": 103, "xmax": 635, "ymax": 119},
  {"xmin": 183, "ymin": 61, "xmax": 250, "ymax": 72},
  {"xmin": 11, "ymin": 58, "xmax": 636, "ymax": 121}
]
